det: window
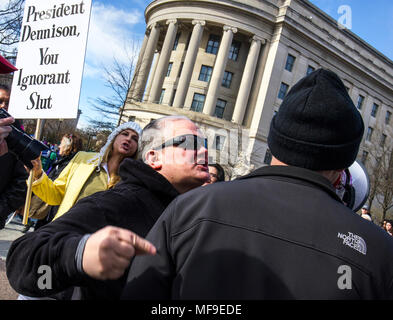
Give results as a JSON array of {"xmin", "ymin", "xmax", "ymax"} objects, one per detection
[
  {"xmin": 371, "ymin": 103, "xmax": 379, "ymax": 117},
  {"xmin": 198, "ymin": 65, "xmax": 213, "ymax": 82},
  {"xmin": 214, "ymin": 99, "xmax": 227, "ymax": 118},
  {"xmin": 285, "ymin": 54, "xmax": 295, "ymax": 72},
  {"xmin": 361, "ymin": 151, "xmax": 368, "ymax": 163},
  {"xmin": 264, "ymin": 149, "xmax": 272, "ymax": 165},
  {"xmin": 159, "ymin": 89, "xmax": 165, "ymax": 104},
  {"xmin": 278, "ymin": 83, "xmax": 289, "ymax": 99},
  {"xmin": 380, "ymin": 134, "xmax": 387, "ymax": 147},
  {"xmin": 206, "ymin": 34, "xmax": 221, "ymax": 55},
  {"xmin": 306, "ymin": 65, "xmax": 315, "ymax": 75},
  {"xmin": 173, "ymin": 32, "xmax": 181, "ymax": 50},
  {"xmin": 128, "ymin": 116, "xmax": 136, "ymax": 122},
  {"xmin": 190, "ymin": 93, "xmax": 205, "ymax": 112},
  {"xmin": 166, "ymin": 62, "xmax": 173, "ymax": 77},
  {"xmin": 178, "ymin": 62, "xmax": 184, "ymax": 78},
  {"xmin": 222, "ymin": 71, "xmax": 233, "ymax": 88},
  {"xmin": 228, "ymin": 40, "xmax": 241, "ymax": 61},
  {"xmin": 357, "ymin": 95, "xmax": 364, "ymax": 110},
  {"xmin": 366, "ymin": 127, "xmax": 373, "ymax": 141},
  {"xmin": 214, "ymin": 135, "xmax": 225, "ymax": 150},
  {"xmin": 169, "ymin": 89, "xmax": 176, "ymax": 106},
  {"xmin": 385, "ymin": 110, "xmax": 391, "ymax": 125}
]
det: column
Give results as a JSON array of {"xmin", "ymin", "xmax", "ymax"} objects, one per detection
[
  {"xmin": 232, "ymin": 36, "xmax": 265, "ymax": 124},
  {"xmin": 203, "ymin": 25, "xmax": 237, "ymax": 116},
  {"xmin": 148, "ymin": 19, "xmax": 178, "ymax": 103},
  {"xmin": 133, "ymin": 23, "xmax": 160, "ymax": 101},
  {"xmin": 143, "ymin": 52, "xmax": 160, "ymax": 102},
  {"xmin": 128, "ymin": 32, "xmax": 149, "ymax": 100},
  {"xmin": 172, "ymin": 20, "xmax": 205, "ymax": 108}
]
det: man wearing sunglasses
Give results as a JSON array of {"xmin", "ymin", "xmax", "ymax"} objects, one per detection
[
  {"xmin": 7, "ymin": 115, "xmax": 210, "ymax": 299},
  {"xmin": 142, "ymin": 117, "xmax": 210, "ymax": 194}
]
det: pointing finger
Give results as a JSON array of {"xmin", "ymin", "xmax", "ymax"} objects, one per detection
[{"xmin": 114, "ymin": 228, "xmax": 156, "ymax": 255}]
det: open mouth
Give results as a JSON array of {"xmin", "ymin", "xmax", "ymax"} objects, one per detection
[{"xmin": 121, "ymin": 143, "xmax": 130, "ymax": 151}]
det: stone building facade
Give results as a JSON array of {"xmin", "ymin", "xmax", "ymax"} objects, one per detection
[{"xmin": 120, "ymin": 0, "xmax": 393, "ymax": 177}]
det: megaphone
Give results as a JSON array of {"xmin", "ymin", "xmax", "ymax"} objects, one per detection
[{"xmin": 342, "ymin": 160, "xmax": 370, "ymax": 212}]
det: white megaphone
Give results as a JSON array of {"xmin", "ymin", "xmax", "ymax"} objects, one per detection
[{"xmin": 345, "ymin": 160, "xmax": 370, "ymax": 212}]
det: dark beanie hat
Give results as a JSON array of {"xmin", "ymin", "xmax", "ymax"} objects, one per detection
[{"xmin": 267, "ymin": 68, "xmax": 364, "ymax": 170}]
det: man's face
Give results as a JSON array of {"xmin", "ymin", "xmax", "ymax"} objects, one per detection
[
  {"xmin": 361, "ymin": 208, "xmax": 368, "ymax": 215},
  {"xmin": 154, "ymin": 119, "xmax": 210, "ymax": 193},
  {"xmin": 0, "ymin": 89, "xmax": 10, "ymax": 111}
]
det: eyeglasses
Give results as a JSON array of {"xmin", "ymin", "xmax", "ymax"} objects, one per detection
[{"xmin": 153, "ymin": 134, "xmax": 208, "ymax": 151}]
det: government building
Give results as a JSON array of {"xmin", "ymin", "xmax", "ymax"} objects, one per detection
[{"xmin": 120, "ymin": 0, "xmax": 393, "ymax": 178}]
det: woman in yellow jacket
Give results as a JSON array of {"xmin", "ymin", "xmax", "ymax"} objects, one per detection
[{"xmin": 30, "ymin": 121, "xmax": 142, "ymax": 221}]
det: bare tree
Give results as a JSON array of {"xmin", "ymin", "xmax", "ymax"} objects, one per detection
[
  {"xmin": 0, "ymin": 0, "xmax": 25, "ymax": 56},
  {"xmin": 76, "ymin": 126, "xmax": 111, "ymax": 152},
  {"xmin": 375, "ymin": 151, "xmax": 393, "ymax": 221},
  {"xmin": 363, "ymin": 124, "xmax": 393, "ymax": 222},
  {"xmin": 88, "ymin": 39, "xmax": 140, "ymax": 127}
]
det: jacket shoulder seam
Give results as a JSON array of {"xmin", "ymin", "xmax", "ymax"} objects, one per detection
[{"xmin": 171, "ymin": 217, "xmax": 372, "ymax": 276}]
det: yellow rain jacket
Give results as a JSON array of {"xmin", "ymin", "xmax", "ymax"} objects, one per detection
[{"xmin": 32, "ymin": 151, "xmax": 106, "ymax": 220}]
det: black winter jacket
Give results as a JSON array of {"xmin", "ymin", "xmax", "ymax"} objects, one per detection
[
  {"xmin": 0, "ymin": 151, "xmax": 28, "ymax": 228},
  {"xmin": 123, "ymin": 165, "xmax": 393, "ymax": 300},
  {"xmin": 6, "ymin": 159, "xmax": 179, "ymax": 299}
]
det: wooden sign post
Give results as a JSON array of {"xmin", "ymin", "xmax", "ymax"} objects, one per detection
[{"xmin": 22, "ymin": 119, "xmax": 42, "ymax": 225}]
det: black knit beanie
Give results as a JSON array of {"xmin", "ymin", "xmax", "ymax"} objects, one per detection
[{"xmin": 267, "ymin": 68, "xmax": 364, "ymax": 170}]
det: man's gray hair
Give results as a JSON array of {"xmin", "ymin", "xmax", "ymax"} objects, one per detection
[{"xmin": 139, "ymin": 115, "xmax": 191, "ymax": 162}]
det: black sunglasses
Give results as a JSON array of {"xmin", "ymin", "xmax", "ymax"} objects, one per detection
[{"xmin": 153, "ymin": 134, "xmax": 208, "ymax": 151}]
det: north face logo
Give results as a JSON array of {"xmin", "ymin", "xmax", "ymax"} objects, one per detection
[{"xmin": 337, "ymin": 232, "xmax": 367, "ymax": 255}]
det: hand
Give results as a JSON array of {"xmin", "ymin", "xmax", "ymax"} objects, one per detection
[
  {"xmin": 0, "ymin": 116, "xmax": 13, "ymax": 144},
  {"xmin": 0, "ymin": 140, "xmax": 8, "ymax": 157},
  {"xmin": 30, "ymin": 156, "xmax": 43, "ymax": 179},
  {"xmin": 82, "ymin": 226, "xmax": 156, "ymax": 280}
]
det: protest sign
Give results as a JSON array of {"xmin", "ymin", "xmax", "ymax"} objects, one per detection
[{"xmin": 8, "ymin": 0, "xmax": 92, "ymax": 119}]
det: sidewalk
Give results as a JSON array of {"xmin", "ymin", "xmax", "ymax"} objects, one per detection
[
  {"xmin": 0, "ymin": 218, "xmax": 30, "ymax": 260},
  {"xmin": 0, "ymin": 218, "xmax": 32, "ymax": 300}
]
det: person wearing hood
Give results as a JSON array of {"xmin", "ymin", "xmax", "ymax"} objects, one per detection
[
  {"xmin": 29, "ymin": 121, "xmax": 142, "ymax": 221},
  {"xmin": 6, "ymin": 115, "xmax": 210, "ymax": 299}
]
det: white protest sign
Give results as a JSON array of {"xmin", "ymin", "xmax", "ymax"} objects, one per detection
[{"xmin": 8, "ymin": 0, "xmax": 92, "ymax": 119}]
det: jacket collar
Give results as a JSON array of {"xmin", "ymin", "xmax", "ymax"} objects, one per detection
[
  {"xmin": 118, "ymin": 158, "xmax": 179, "ymax": 205},
  {"xmin": 238, "ymin": 165, "xmax": 343, "ymax": 203}
]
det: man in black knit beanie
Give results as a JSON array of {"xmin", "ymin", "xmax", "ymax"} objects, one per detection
[{"xmin": 122, "ymin": 69, "xmax": 393, "ymax": 300}]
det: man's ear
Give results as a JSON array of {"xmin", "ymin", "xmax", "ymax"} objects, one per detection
[{"xmin": 145, "ymin": 150, "xmax": 162, "ymax": 170}]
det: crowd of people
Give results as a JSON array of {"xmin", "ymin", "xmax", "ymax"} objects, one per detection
[{"xmin": 1, "ymin": 55, "xmax": 393, "ymax": 300}]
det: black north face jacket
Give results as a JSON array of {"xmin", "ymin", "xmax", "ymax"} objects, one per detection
[
  {"xmin": 123, "ymin": 165, "xmax": 393, "ymax": 299},
  {"xmin": 6, "ymin": 159, "xmax": 179, "ymax": 299}
]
